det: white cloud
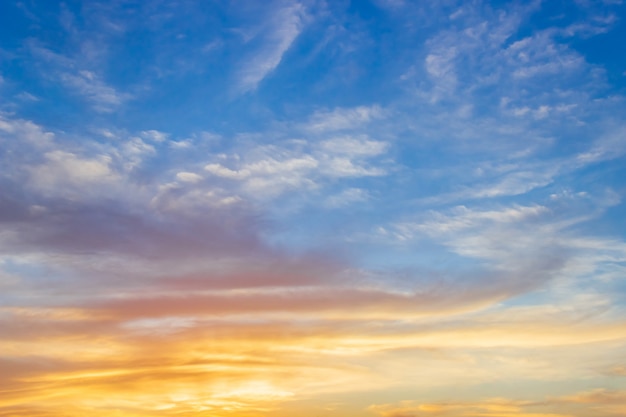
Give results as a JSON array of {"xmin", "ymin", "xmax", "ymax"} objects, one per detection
[
  {"xmin": 0, "ymin": 114, "xmax": 55, "ymax": 148},
  {"xmin": 323, "ymin": 157, "xmax": 386, "ymax": 177},
  {"xmin": 385, "ymin": 204, "xmax": 549, "ymax": 243},
  {"xmin": 246, "ymin": 155, "xmax": 319, "ymax": 176},
  {"xmin": 404, "ymin": 1, "xmax": 598, "ymax": 115},
  {"xmin": 202, "ymin": 127, "xmax": 391, "ymax": 199},
  {"xmin": 306, "ymin": 105, "xmax": 384, "ymax": 132},
  {"xmin": 28, "ymin": 42, "xmax": 129, "ymax": 113},
  {"xmin": 96, "ymin": 128, "xmax": 117, "ymax": 139},
  {"xmin": 117, "ymin": 137, "xmax": 156, "ymax": 171},
  {"xmin": 16, "ymin": 92, "xmax": 40, "ymax": 102},
  {"xmin": 324, "ymin": 188, "xmax": 370, "ymax": 208},
  {"xmin": 319, "ymin": 135, "xmax": 388, "ymax": 156},
  {"xmin": 206, "ymin": 155, "xmax": 320, "ymax": 181},
  {"xmin": 574, "ymin": 124, "xmax": 626, "ymax": 164},
  {"xmin": 386, "ymin": 197, "xmax": 626, "ymax": 289},
  {"xmin": 178, "ymin": 110, "xmax": 389, "ymax": 206},
  {"xmin": 150, "ymin": 183, "xmax": 243, "ymax": 214},
  {"xmin": 29, "ymin": 150, "xmax": 119, "ymax": 193},
  {"xmin": 176, "ymin": 172, "xmax": 203, "ymax": 183},
  {"xmin": 170, "ymin": 139, "xmax": 193, "ymax": 149},
  {"xmin": 511, "ymin": 56, "xmax": 584, "ymax": 79},
  {"xmin": 416, "ymin": 204, "xmax": 550, "ymax": 235},
  {"xmin": 425, "ymin": 46, "xmax": 458, "ymax": 94},
  {"xmin": 205, "ymin": 154, "xmax": 319, "ymax": 196},
  {"xmin": 59, "ymin": 70, "xmax": 131, "ymax": 112},
  {"xmin": 205, "ymin": 163, "xmax": 250, "ymax": 180},
  {"xmin": 464, "ymin": 169, "xmax": 556, "ymax": 199},
  {"xmin": 372, "ymin": 198, "xmax": 626, "ymax": 321},
  {"xmin": 237, "ymin": 3, "xmax": 307, "ymax": 93},
  {"xmin": 141, "ymin": 130, "xmax": 168, "ymax": 142}
]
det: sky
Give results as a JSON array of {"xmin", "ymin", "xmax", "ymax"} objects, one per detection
[{"xmin": 1, "ymin": 0, "xmax": 626, "ymax": 416}]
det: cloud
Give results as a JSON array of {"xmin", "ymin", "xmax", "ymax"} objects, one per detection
[
  {"xmin": 398, "ymin": 0, "xmax": 606, "ymax": 117},
  {"xmin": 369, "ymin": 389, "xmax": 626, "ymax": 417},
  {"xmin": 324, "ymin": 187, "xmax": 370, "ymax": 208},
  {"xmin": 319, "ymin": 134, "xmax": 388, "ymax": 156},
  {"xmin": 0, "ymin": 113, "xmax": 54, "ymax": 148},
  {"xmin": 378, "ymin": 194, "xmax": 626, "ymax": 315},
  {"xmin": 203, "ymin": 131, "xmax": 390, "ymax": 198},
  {"xmin": 28, "ymin": 43, "xmax": 130, "ymax": 112},
  {"xmin": 205, "ymin": 153, "xmax": 319, "ymax": 195},
  {"xmin": 369, "ymin": 399, "xmax": 541, "ymax": 417},
  {"xmin": 58, "ymin": 70, "xmax": 131, "ymax": 112},
  {"xmin": 424, "ymin": 46, "xmax": 458, "ymax": 99},
  {"xmin": 574, "ymin": 124, "xmax": 626, "ymax": 165},
  {"xmin": 306, "ymin": 105, "xmax": 385, "ymax": 132},
  {"xmin": 29, "ymin": 150, "xmax": 119, "ymax": 193},
  {"xmin": 141, "ymin": 129, "xmax": 169, "ymax": 142},
  {"xmin": 175, "ymin": 171, "xmax": 203, "ymax": 183},
  {"xmin": 237, "ymin": 2, "xmax": 308, "ymax": 93},
  {"xmin": 0, "ymin": 114, "xmax": 264, "ymax": 262}
]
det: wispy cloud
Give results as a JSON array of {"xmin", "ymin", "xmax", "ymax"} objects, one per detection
[
  {"xmin": 29, "ymin": 42, "xmax": 131, "ymax": 112},
  {"xmin": 58, "ymin": 70, "xmax": 131, "ymax": 112},
  {"xmin": 305, "ymin": 105, "xmax": 385, "ymax": 132},
  {"xmin": 370, "ymin": 389, "xmax": 626, "ymax": 417},
  {"xmin": 203, "ymin": 127, "xmax": 390, "ymax": 198},
  {"xmin": 324, "ymin": 187, "xmax": 370, "ymax": 207},
  {"xmin": 237, "ymin": 2, "xmax": 308, "ymax": 93}
]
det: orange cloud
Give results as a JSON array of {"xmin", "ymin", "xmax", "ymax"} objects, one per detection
[{"xmin": 368, "ymin": 390, "xmax": 626, "ymax": 417}]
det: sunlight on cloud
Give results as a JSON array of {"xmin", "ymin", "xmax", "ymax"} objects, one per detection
[{"xmin": 370, "ymin": 388, "xmax": 626, "ymax": 417}]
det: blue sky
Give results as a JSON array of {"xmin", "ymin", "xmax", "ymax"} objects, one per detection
[{"xmin": 1, "ymin": 1, "xmax": 626, "ymax": 416}]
